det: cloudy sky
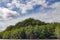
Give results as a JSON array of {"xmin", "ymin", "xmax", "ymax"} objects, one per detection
[{"xmin": 0, "ymin": 0, "xmax": 60, "ymax": 31}]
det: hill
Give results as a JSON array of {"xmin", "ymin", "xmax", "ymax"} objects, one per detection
[{"xmin": 0, "ymin": 18, "xmax": 60, "ymax": 39}]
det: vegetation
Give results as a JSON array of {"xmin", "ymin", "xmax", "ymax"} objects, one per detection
[{"xmin": 0, "ymin": 18, "xmax": 60, "ymax": 39}]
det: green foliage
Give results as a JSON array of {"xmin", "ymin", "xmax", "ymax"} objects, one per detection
[
  {"xmin": 55, "ymin": 26, "xmax": 60, "ymax": 39},
  {"xmin": 5, "ymin": 25, "xmax": 15, "ymax": 31},
  {"xmin": 0, "ymin": 18, "xmax": 60, "ymax": 39},
  {"xmin": 2, "ymin": 31, "xmax": 11, "ymax": 39}
]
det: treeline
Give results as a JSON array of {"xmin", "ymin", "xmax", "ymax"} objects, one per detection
[{"xmin": 0, "ymin": 18, "xmax": 60, "ymax": 39}]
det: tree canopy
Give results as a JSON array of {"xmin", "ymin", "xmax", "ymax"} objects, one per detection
[{"xmin": 0, "ymin": 18, "xmax": 60, "ymax": 39}]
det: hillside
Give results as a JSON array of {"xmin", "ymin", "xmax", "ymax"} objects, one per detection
[{"xmin": 0, "ymin": 18, "xmax": 60, "ymax": 39}]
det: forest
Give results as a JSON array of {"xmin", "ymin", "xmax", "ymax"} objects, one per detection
[{"xmin": 0, "ymin": 18, "xmax": 60, "ymax": 39}]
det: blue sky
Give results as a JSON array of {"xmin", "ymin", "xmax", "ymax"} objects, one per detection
[{"xmin": 0, "ymin": 0, "xmax": 60, "ymax": 31}]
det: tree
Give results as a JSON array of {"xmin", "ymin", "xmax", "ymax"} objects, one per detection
[
  {"xmin": 0, "ymin": 18, "xmax": 60, "ymax": 39},
  {"xmin": 5, "ymin": 25, "xmax": 15, "ymax": 31},
  {"xmin": 55, "ymin": 26, "xmax": 60, "ymax": 39},
  {"xmin": 2, "ymin": 31, "xmax": 11, "ymax": 39}
]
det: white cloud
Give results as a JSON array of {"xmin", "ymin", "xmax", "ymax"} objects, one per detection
[
  {"xmin": 7, "ymin": 0, "xmax": 47, "ymax": 13},
  {"xmin": 0, "ymin": 7, "xmax": 19, "ymax": 20},
  {"xmin": 50, "ymin": 2, "xmax": 60, "ymax": 8},
  {"xmin": 0, "ymin": 0, "xmax": 11, "ymax": 4},
  {"xmin": 40, "ymin": 2, "xmax": 60, "ymax": 22}
]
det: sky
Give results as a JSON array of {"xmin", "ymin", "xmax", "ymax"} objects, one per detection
[{"xmin": 0, "ymin": 0, "xmax": 60, "ymax": 31}]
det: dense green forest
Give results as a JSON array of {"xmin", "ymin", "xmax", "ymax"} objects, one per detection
[{"xmin": 0, "ymin": 18, "xmax": 60, "ymax": 39}]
